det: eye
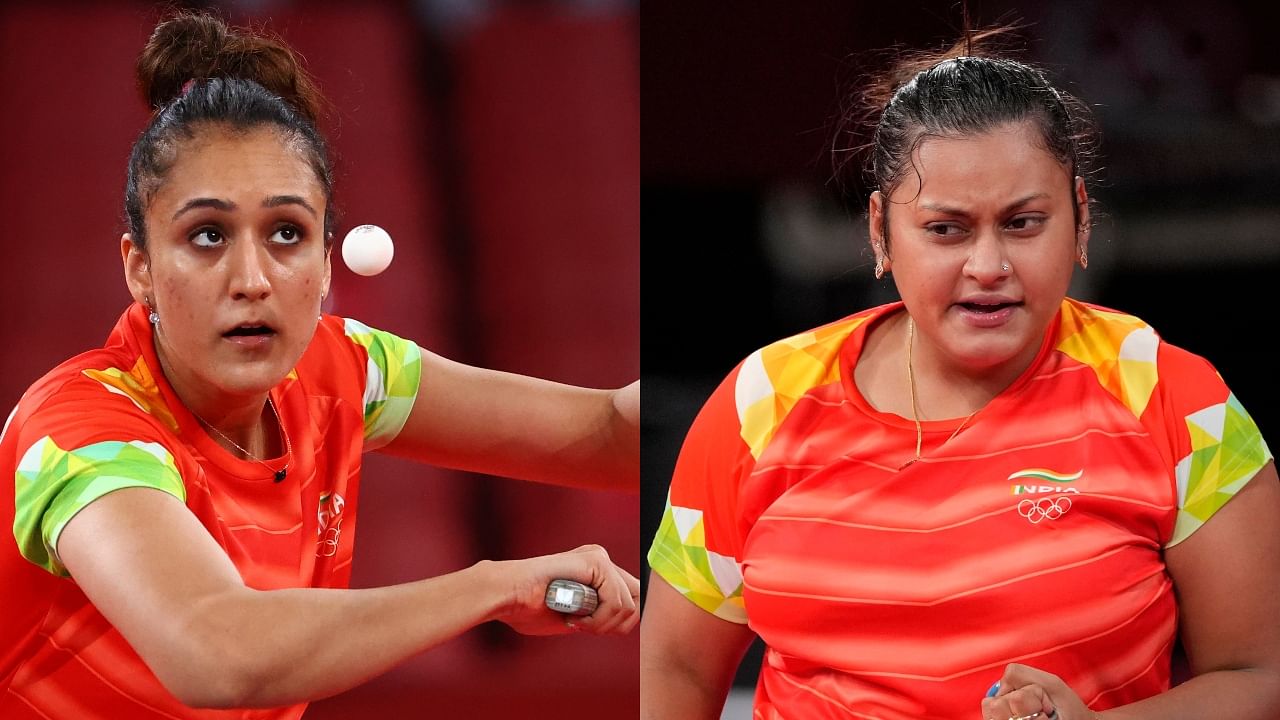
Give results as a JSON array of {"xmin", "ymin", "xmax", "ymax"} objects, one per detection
[
  {"xmin": 271, "ymin": 225, "xmax": 303, "ymax": 245},
  {"xmin": 190, "ymin": 228, "xmax": 224, "ymax": 248},
  {"xmin": 1006, "ymin": 215, "xmax": 1047, "ymax": 232},
  {"xmin": 925, "ymin": 222, "xmax": 966, "ymax": 238}
]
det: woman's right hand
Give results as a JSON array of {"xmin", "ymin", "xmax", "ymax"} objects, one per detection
[{"xmin": 488, "ymin": 544, "xmax": 640, "ymax": 637}]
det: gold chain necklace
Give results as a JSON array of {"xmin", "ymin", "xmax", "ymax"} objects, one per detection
[
  {"xmin": 192, "ymin": 395, "xmax": 292, "ymax": 482},
  {"xmin": 903, "ymin": 317, "xmax": 980, "ymax": 468}
]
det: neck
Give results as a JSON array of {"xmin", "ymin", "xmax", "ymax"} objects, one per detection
[
  {"xmin": 197, "ymin": 401, "xmax": 282, "ymax": 460},
  {"xmin": 904, "ymin": 315, "xmax": 1040, "ymax": 420},
  {"xmin": 152, "ymin": 333, "xmax": 278, "ymax": 458}
]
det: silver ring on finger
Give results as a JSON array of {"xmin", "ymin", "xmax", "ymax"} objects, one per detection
[{"xmin": 1010, "ymin": 713, "xmax": 1043, "ymax": 720}]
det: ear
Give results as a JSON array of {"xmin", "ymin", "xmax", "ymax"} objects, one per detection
[
  {"xmin": 121, "ymin": 233, "xmax": 154, "ymax": 307},
  {"xmin": 1074, "ymin": 176, "xmax": 1091, "ymax": 254},
  {"xmin": 868, "ymin": 190, "xmax": 891, "ymax": 273}
]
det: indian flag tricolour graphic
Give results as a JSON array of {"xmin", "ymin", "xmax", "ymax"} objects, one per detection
[{"xmin": 1008, "ymin": 468, "xmax": 1083, "ymax": 483}]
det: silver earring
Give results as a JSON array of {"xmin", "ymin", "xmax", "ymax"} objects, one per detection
[
  {"xmin": 874, "ymin": 257, "xmax": 885, "ymax": 279},
  {"xmin": 1079, "ymin": 246, "xmax": 1088, "ymax": 269},
  {"xmin": 145, "ymin": 297, "xmax": 159, "ymax": 325}
]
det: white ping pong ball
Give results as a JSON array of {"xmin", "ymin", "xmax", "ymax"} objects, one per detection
[{"xmin": 341, "ymin": 224, "xmax": 394, "ymax": 276}]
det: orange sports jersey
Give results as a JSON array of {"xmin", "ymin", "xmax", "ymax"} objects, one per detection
[
  {"xmin": 0, "ymin": 302, "xmax": 422, "ymax": 719},
  {"xmin": 648, "ymin": 299, "xmax": 1272, "ymax": 719}
]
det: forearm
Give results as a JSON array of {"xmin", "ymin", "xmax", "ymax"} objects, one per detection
[
  {"xmin": 384, "ymin": 355, "xmax": 639, "ymax": 491},
  {"xmin": 184, "ymin": 560, "xmax": 506, "ymax": 707},
  {"xmin": 460, "ymin": 384, "xmax": 637, "ymax": 492},
  {"xmin": 1100, "ymin": 667, "xmax": 1280, "ymax": 720},
  {"xmin": 603, "ymin": 379, "xmax": 640, "ymax": 489},
  {"xmin": 61, "ymin": 490, "xmax": 637, "ymax": 709},
  {"xmin": 512, "ymin": 381, "xmax": 638, "ymax": 491}
]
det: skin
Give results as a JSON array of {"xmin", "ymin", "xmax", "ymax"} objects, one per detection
[
  {"xmin": 640, "ymin": 121, "xmax": 1280, "ymax": 720},
  {"xmin": 640, "ymin": 574, "xmax": 756, "ymax": 720},
  {"xmin": 122, "ymin": 125, "xmax": 640, "ymax": 489},
  {"xmin": 861, "ymin": 121, "xmax": 1090, "ymax": 422},
  {"xmin": 61, "ymin": 122, "xmax": 641, "ymax": 709},
  {"xmin": 124, "ymin": 124, "xmax": 330, "ymax": 454},
  {"xmin": 382, "ymin": 352, "xmax": 639, "ymax": 491}
]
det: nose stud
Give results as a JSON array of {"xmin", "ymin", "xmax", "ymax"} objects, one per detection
[{"xmin": 1001, "ymin": 262, "xmax": 1011, "ymax": 272}]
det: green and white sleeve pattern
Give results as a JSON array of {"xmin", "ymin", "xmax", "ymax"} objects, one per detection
[
  {"xmin": 342, "ymin": 318, "xmax": 424, "ymax": 451},
  {"xmin": 13, "ymin": 437, "xmax": 185, "ymax": 576}
]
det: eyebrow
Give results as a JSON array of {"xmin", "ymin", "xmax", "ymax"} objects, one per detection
[
  {"xmin": 264, "ymin": 195, "xmax": 318, "ymax": 218},
  {"xmin": 172, "ymin": 195, "xmax": 318, "ymax": 221},
  {"xmin": 919, "ymin": 193, "xmax": 1051, "ymax": 217}
]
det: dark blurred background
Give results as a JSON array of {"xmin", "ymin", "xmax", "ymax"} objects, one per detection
[
  {"xmin": 0, "ymin": 0, "xmax": 637, "ymax": 717},
  {"xmin": 641, "ymin": 0, "xmax": 1280, "ymax": 710}
]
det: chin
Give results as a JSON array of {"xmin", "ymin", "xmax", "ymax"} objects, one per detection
[
  {"xmin": 212, "ymin": 365, "xmax": 290, "ymax": 398},
  {"xmin": 960, "ymin": 338, "xmax": 1039, "ymax": 373}
]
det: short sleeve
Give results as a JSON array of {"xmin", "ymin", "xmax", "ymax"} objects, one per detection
[
  {"xmin": 341, "ymin": 318, "xmax": 424, "ymax": 451},
  {"xmin": 1153, "ymin": 344, "xmax": 1273, "ymax": 547},
  {"xmin": 11, "ymin": 409, "xmax": 185, "ymax": 577},
  {"xmin": 647, "ymin": 366, "xmax": 755, "ymax": 624}
]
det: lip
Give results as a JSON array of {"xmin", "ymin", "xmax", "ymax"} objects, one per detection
[
  {"xmin": 953, "ymin": 299, "xmax": 1023, "ymax": 329},
  {"xmin": 221, "ymin": 320, "xmax": 278, "ymax": 348},
  {"xmin": 222, "ymin": 333, "xmax": 276, "ymax": 348},
  {"xmin": 956, "ymin": 293, "xmax": 1019, "ymax": 306}
]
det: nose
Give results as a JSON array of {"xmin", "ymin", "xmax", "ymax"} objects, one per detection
[
  {"xmin": 226, "ymin": 238, "xmax": 272, "ymax": 300},
  {"xmin": 962, "ymin": 229, "xmax": 1010, "ymax": 285}
]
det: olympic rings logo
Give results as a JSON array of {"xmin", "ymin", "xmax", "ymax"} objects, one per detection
[
  {"xmin": 1017, "ymin": 495, "xmax": 1072, "ymax": 524},
  {"xmin": 318, "ymin": 524, "xmax": 342, "ymax": 557}
]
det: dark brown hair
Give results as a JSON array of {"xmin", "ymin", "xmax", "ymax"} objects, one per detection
[
  {"xmin": 125, "ymin": 12, "xmax": 335, "ymax": 249},
  {"xmin": 834, "ymin": 27, "xmax": 1100, "ymax": 250}
]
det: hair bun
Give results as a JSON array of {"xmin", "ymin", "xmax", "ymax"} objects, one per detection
[
  {"xmin": 137, "ymin": 13, "xmax": 230, "ymax": 109},
  {"xmin": 136, "ymin": 11, "xmax": 323, "ymax": 124}
]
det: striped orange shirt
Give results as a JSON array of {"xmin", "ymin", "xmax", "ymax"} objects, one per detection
[
  {"xmin": 0, "ymin": 302, "xmax": 421, "ymax": 718},
  {"xmin": 648, "ymin": 299, "xmax": 1271, "ymax": 719}
]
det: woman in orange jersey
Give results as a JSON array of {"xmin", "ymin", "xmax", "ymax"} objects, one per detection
[
  {"xmin": 642, "ymin": 30, "xmax": 1280, "ymax": 720},
  {"xmin": 0, "ymin": 12, "xmax": 638, "ymax": 719}
]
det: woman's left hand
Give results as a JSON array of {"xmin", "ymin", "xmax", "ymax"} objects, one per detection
[{"xmin": 980, "ymin": 663, "xmax": 1096, "ymax": 720}]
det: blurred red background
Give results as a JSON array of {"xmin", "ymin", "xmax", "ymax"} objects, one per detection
[{"xmin": 0, "ymin": 0, "xmax": 638, "ymax": 716}]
